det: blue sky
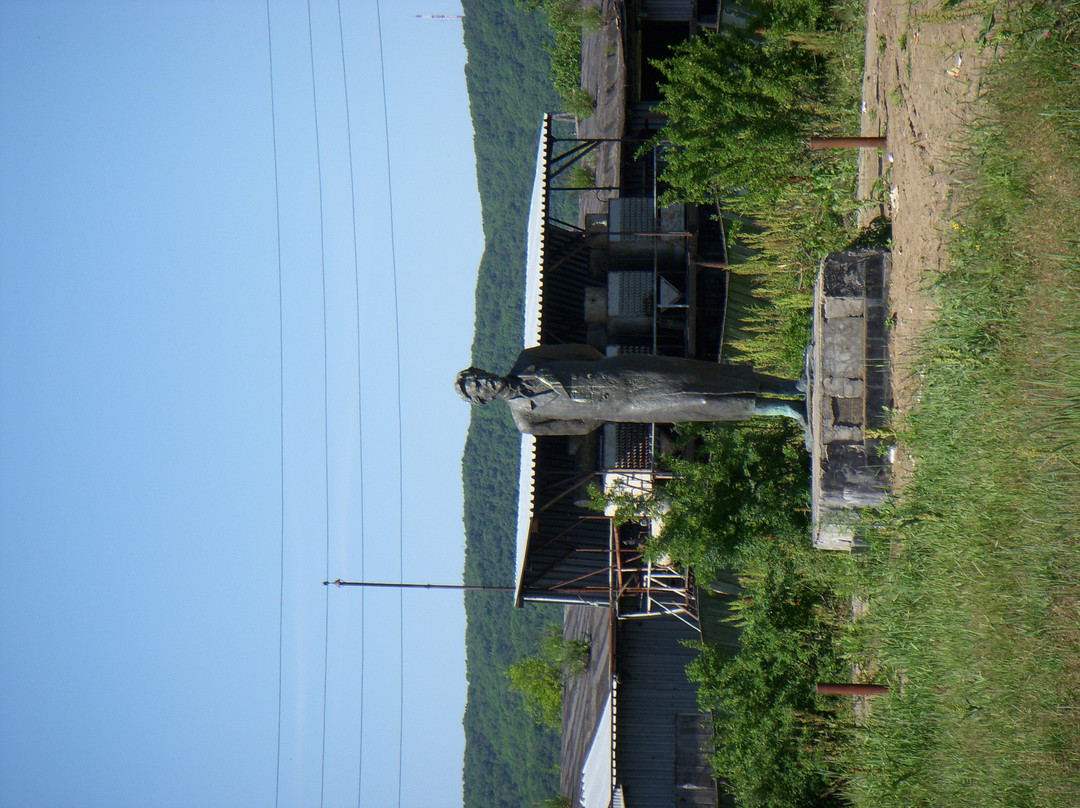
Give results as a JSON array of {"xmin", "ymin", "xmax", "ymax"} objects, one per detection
[{"xmin": 0, "ymin": 2, "xmax": 483, "ymax": 806}]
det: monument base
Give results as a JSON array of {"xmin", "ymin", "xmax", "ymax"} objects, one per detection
[{"xmin": 808, "ymin": 250, "xmax": 892, "ymax": 550}]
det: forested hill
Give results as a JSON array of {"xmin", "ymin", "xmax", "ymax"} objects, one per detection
[
  {"xmin": 464, "ymin": 0, "xmax": 556, "ymax": 371},
  {"xmin": 459, "ymin": 3, "xmax": 563, "ymax": 808}
]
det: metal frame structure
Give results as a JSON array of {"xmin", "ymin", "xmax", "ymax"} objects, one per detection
[{"xmin": 515, "ymin": 116, "xmax": 728, "ymax": 625}]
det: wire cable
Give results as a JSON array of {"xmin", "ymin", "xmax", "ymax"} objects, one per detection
[
  {"xmin": 372, "ymin": 3, "xmax": 407, "ymax": 806},
  {"xmin": 332, "ymin": 0, "xmax": 369, "ymax": 804},
  {"xmin": 303, "ymin": 0, "xmax": 333, "ymax": 805},
  {"xmin": 264, "ymin": 2, "xmax": 287, "ymax": 806}
]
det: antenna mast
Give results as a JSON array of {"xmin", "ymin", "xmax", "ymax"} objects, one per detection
[{"xmin": 324, "ymin": 578, "xmax": 512, "ymax": 592}]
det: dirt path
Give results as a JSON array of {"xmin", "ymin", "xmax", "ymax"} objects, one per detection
[{"xmin": 858, "ymin": 0, "xmax": 994, "ymax": 419}]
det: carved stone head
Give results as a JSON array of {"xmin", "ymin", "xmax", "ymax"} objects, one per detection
[{"xmin": 455, "ymin": 368, "xmax": 507, "ymax": 406}]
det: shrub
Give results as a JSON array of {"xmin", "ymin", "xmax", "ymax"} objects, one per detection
[
  {"xmin": 647, "ymin": 30, "xmax": 828, "ymax": 208},
  {"xmin": 645, "ymin": 4, "xmax": 867, "ymax": 374},
  {"xmin": 604, "ymin": 421, "xmax": 811, "ymax": 582},
  {"xmin": 506, "ymin": 626, "xmax": 591, "ymax": 729},
  {"xmin": 601, "ymin": 422, "xmax": 850, "ymax": 807},
  {"xmin": 506, "ymin": 655, "xmax": 563, "ymax": 728},
  {"xmin": 517, "ymin": 0, "xmax": 598, "ymax": 118}
]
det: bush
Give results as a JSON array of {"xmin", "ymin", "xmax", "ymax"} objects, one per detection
[
  {"xmin": 605, "ymin": 421, "xmax": 811, "ymax": 582},
  {"xmin": 506, "ymin": 655, "xmax": 563, "ymax": 728},
  {"xmin": 602, "ymin": 422, "xmax": 850, "ymax": 807},
  {"xmin": 506, "ymin": 626, "xmax": 591, "ymax": 729},
  {"xmin": 517, "ymin": 0, "xmax": 598, "ymax": 118},
  {"xmin": 647, "ymin": 30, "xmax": 828, "ymax": 208},
  {"xmin": 646, "ymin": 3, "xmax": 867, "ymax": 374}
]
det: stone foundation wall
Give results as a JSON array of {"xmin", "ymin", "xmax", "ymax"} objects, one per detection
[{"xmin": 810, "ymin": 250, "xmax": 892, "ymax": 550}]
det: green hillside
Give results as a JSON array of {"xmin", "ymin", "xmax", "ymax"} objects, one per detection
[{"xmin": 459, "ymin": 2, "xmax": 563, "ymax": 807}]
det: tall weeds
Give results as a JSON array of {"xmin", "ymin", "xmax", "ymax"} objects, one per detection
[{"xmin": 649, "ymin": 0, "xmax": 870, "ymax": 374}]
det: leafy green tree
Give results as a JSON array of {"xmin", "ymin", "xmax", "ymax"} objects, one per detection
[
  {"xmin": 605, "ymin": 421, "xmax": 811, "ymax": 582},
  {"xmin": 506, "ymin": 656, "xmax": 563, "ymax": 728},
  {"xmin": 648, "ymin": 30, "xmax": 827, "ymax": 207},
  {"xmin": 645, "ymin": 3, "xmax": 866, "ymax": 375},
  {"xmin": 506, "ymin": 626, "xmax": 591, "ymax": 729}
]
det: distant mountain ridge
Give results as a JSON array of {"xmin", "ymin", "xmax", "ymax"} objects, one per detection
[{"xmin": 459, "ymin": 2, "xmax": 563, "ymax": 807}]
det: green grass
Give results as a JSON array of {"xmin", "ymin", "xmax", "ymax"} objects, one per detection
[{"xmin": 840, "ymin": 8, "xmax": 1080, "ymax": 806}]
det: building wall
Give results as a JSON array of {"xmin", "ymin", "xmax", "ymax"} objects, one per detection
[{"xmin": 615, "ymin": 616, "xmax": 717, "ymax": 808}]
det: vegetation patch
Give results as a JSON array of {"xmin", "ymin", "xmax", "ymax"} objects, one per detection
[
  {"xmin": 604, "ymin": 422, "xmax": 853, "ymax": 807},
  {"xmin": 650, "ymin": 7, "xmax": 1080, "ymax": 808},
  {"xmin": 463, "ymin": 2, "xmax": 1080, "ymax": 806},
  {"xmin": 507, "ymin": 626, "xmax": 591, "ymax": 729},
  {"xmin": 517, "ymin": 0, "xmax": 598, "ymax": 117},
  {"xmin": 647, "ymin": 0, "xmax": 868, "ymax": 374},
  {"xmin": 620, "ymin": 14, "xmax": 1080, "ymax": 808}
]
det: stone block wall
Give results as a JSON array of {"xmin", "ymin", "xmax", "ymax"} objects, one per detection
[{"xmin": 810, "ymin": 250, "xmax": 892, "ymax": 550}]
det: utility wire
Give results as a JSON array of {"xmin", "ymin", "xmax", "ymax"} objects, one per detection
[
  {"xmin": 267, "ymin": 5, "xmax": 410, "ymax": 805},
  {"xmin": 332, "ymin": 0, "xmax": 369, "ymax": 803},
  {"xmin": 264, "ymin": 2, "xmax": 286, "ymax": 806},
  {"xmin": 303, "ymin": 0, "xmax": 333, "ymax": 805},
  {"xmin": 372, "ymin": 3, "xmax": 407, "ymax": 807}
]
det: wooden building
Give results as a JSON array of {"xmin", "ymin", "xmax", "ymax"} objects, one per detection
[
  {"xmin": 513, "ymin": 113, "xmax": 728, "ymax": 622},
  {"xmin": 508, "ymin": 11, "xmax": 754, "ymax": 807},
  {"xmin": 559, "ymin": 601, "xmax": 740, "ymax": 808}
]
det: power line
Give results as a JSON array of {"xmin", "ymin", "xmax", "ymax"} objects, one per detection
[
  {"xmin": 372, "ymin": 3, "xmax": 407, "ymax": 807},
  {"xmin": 333, "ymin": 0, "xmax": 368, "ymax": 806},
  {"xmin": 302, "ymin": 0, "xmax": 333, "ymax": 804},
  {"xmin": 267, "ymin": 4, "xmax": 415, "ymax": 805},
  {"xmin": 264, "ymin": 1, "xmax": 287, "ymax": 807},
  {"xmin": 326, "ymin": 579, "xmax": 515, "ymax": 592}
]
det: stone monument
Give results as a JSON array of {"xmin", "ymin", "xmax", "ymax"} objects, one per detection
[
  {"xmin": 456, "ymin": 343, "xmax": 805, "ymax": 436},
  {"xmin": 808, "ymin": 249, "xmax": 892, "ymax": 550}
]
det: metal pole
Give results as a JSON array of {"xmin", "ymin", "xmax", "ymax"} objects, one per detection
[
  {"xmin": 808, "ymin": 136, "xmax": 887, "ymax": 150},
  {"xmin": 816, "ymin": 682, "xmax": 890, "ymax": 696},
  {"xmin": 324, "ymin": 579, "xmax": 514, "ymax": 592},
  {"xmin": 556, "ymin": 186, "xmax": 623, "ymax": 192}
]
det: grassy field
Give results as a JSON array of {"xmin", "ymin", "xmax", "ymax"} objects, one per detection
[{"xmin": 840, "ymin": 9, "xmax": 1080, "ymax": 805}]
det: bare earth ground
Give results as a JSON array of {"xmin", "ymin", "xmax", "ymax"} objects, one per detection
[
  {"xmin": 849, "ymin": 0, "xmax": 994, "ymax": 702},
  {"xmin": 849, "ymin": 0, "xmax": 993, "ymax": 692},
  {"xmin": 857, "ymin": 0, "xmax": 994, "ymax": 424}
]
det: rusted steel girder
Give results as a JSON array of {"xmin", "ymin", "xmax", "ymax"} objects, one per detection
[
  {"xmin": 817, "ymin": 682, "xmax": 890, "ymax": 696},
  {"xmin": 809, "ymin": 136, "xmax": 887, "ymax": 150}
]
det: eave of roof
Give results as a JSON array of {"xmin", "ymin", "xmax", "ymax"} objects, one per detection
[
  {"xmin": 580, "ymin": 689, "xmax": 616, "ymax": 808},
  {"xmin": 523, "ymin": 113, "xmax": 549, "ymax": 351},
  {"xmin": 515, "ymin": 114, "xmax": 551, "ymax": 605}
]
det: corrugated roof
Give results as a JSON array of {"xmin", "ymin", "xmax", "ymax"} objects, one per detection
[
  {"xmin": 581, "ymin": 690, "xmax": 615, "ymax": 808},
  {"xmin": 514, "ymin": 116, "xmax": 618, "ymax": 606},
  {"xmin": 523, "ymin": 114, "xmax": 549, "ymax": 351},
  {"xmin": 514, "ymin": 432, "xmax": 536, "ymax": 603},
  {"xmin": 515, "ymin": 114, "xmax": 550, "ymax": 603}
]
